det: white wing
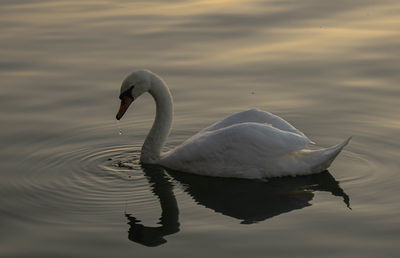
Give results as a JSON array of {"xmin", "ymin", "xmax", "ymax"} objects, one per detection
[
  {"xmin": 198, "ymin": 108, "xmax": 313, "ymax": 143},
  {"xmin": 161, "ymin": 122, "xmax": 310, "ymax": 178}
]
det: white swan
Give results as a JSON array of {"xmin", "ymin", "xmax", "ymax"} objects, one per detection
[{"xmin": 116, "ymin": 70, "xmax": 350, "ymax": 179}]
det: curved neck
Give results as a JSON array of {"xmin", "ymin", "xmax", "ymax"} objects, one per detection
[{"xmin": 140, "ymin": 75, "xmax": 173, "ymax": 164}]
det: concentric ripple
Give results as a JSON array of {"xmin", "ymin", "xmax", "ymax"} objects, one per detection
[{"xmin": 3, "ymin": 135, "xmax": 166, "ymax": 226}]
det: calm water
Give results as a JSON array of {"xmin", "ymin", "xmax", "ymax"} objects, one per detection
[{"xmin": 1, "ymin": 0, "xmax": 400, "ymax": 257}]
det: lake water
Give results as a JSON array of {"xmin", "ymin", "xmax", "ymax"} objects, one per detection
[{"xmin": 1, "ymin": 0, "xmax": 400, "ymax": 257}]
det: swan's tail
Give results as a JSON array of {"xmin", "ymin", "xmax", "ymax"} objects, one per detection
[
  {"xmin": 282, "ymin": 137, "xmax": 352, "ymax": 176},
  {"xmin": 309, "ymin": 136, "xmax": 352, "ymax": 172}
]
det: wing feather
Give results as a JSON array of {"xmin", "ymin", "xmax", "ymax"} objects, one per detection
[
  {"xmin": 199, "ymin": 108, "xmax": 311, "ymax": 142},
  {"xmin": 161, "ymin": 122, "xmax": 310, "ymax": 178}
]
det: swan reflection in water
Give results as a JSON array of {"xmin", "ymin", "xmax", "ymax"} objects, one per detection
[{"xmin": 125, "ymin": 165, "xmax": 350, "ymax": 247}]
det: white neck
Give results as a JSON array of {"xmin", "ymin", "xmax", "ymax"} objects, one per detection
[{"xmin": 140, "ymin": 74, "xmax": 173, "ymax": 164}]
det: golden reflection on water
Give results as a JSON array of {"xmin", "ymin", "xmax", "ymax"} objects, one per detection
[{"xmin": 3, "ymin": 1, "xmax": 399, "ymax": 64}]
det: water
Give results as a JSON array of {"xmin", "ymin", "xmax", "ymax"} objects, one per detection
[{"xmin": 1, "ymin": 0, "xmax": 400, "ymax": 257}]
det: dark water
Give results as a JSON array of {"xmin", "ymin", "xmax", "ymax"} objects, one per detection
[{"xmin": 1, "ymin": 1, "xmax": 400, "ymax": 257}]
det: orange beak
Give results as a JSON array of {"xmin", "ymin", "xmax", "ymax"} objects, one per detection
[{"xmin": 116, "ymin": 96, "xmax": 134, "ymax": 120}]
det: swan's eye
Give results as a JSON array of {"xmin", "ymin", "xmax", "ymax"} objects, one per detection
[{"xmin": 119, "ymin": 85, "xmax": 135, "ymax": 100}]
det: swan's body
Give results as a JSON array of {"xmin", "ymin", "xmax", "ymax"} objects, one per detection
[{"xmin": 116, "ymin": 70, "xmax": 350, "ymax": 179}]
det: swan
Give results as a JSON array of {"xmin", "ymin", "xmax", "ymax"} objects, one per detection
[{"xmin": 116, "ymin": 69, "xmax": 350, "ymax": 179}]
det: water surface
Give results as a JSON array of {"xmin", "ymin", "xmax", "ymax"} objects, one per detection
[{"xmin": 1, "ymin": 0, "xmax": 400, "ymax": 257}]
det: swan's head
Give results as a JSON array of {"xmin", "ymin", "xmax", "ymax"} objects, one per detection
[{"xmin": 116, "ymin": 70, "xmax": 153, "ymax": 120}]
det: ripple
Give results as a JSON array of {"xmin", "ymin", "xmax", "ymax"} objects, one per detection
[
  {"xmin": 3, "ymin": 138, "xmax": 163, "ymax": 225},
  {"xmin": 336, "ymin": 150, "xmax": 378, "ymax": 184}
]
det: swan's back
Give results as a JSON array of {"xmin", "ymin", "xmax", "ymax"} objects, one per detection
[{"xmin": 199, "ymin": 108, "xmax": 311, "ymax": 142}]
